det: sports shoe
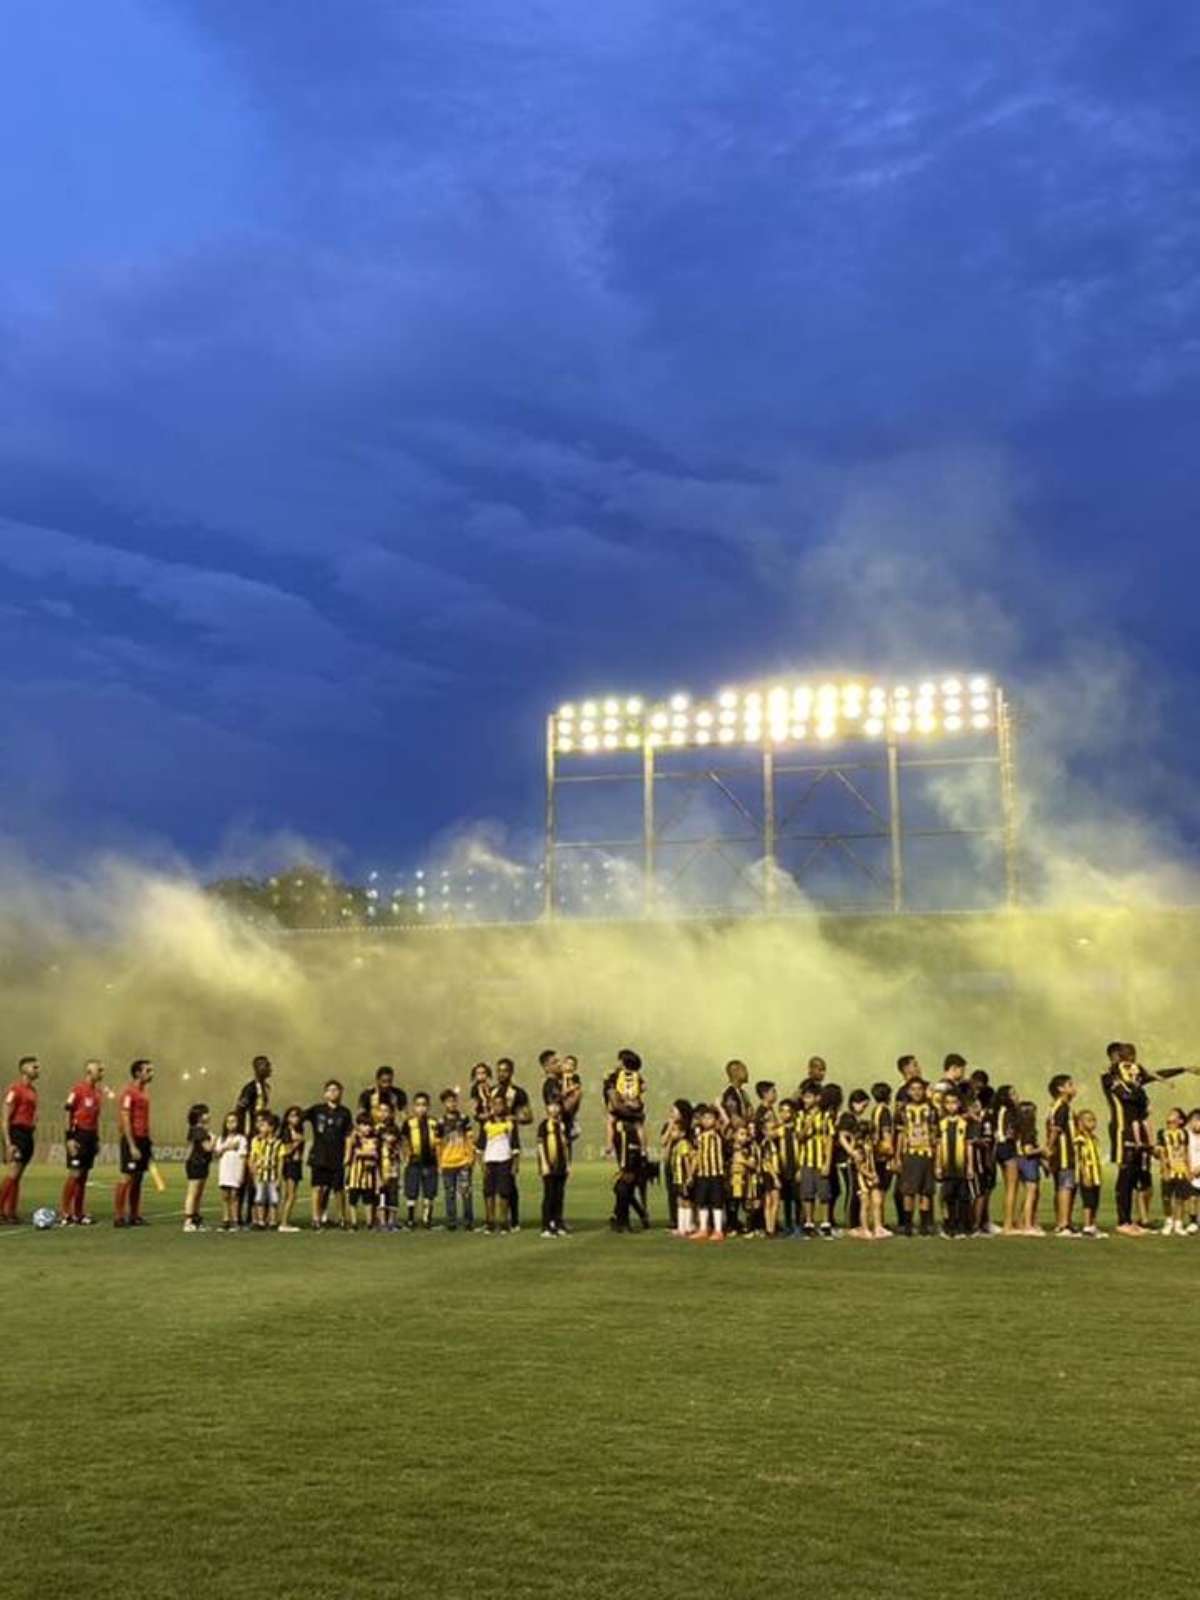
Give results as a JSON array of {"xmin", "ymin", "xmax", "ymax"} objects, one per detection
[
  {"xmin": 709, "ymin": 1231, "xmax": 726, "ymax": 1243},
  {"xmin": 77, "ymin": 1215, "xmax": 95, "ymax": 1226},
  {"xmin": 1186, "ymin": 1222, "xmax": 1199, "ymax": 1235},
  {"xmin": 540, "ymin": 1229, "xmax": 555, "ymax": 1238},
  {"xmin": 277, "ymin": 1224, "xmax": 300, "ymax": 1233}
]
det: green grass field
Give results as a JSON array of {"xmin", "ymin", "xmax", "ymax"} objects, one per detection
[{"xmin": 2, "ymin": 1160, "xmax": 1197, "ymax": 1600}]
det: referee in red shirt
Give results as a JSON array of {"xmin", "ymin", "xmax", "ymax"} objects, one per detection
[
  {"xmin": 1, "ymin": 1055, "xmax": 40, "ymax": 1223},
  {"xmin": 113, "ymin": 1059, "xmax": 154, "ymax": 1228},
  {"xmin": 61, "ymin": 1059, "xmax": 105, "ymax": 1226}
]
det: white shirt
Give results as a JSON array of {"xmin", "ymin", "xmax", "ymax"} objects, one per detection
[{"xmin": 216, "ymin": 1133, "xmax": 248, "ymax": 1188}]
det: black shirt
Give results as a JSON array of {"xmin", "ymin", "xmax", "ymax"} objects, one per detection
[
  {"xmin": 358, "ymin": 1084, "xmax": 407, "ymax": 1124},
  {"xmin": 303, "ymin": 1103, "xmax": 353, "ymax": 1167},
  {"xmin": 235, "ymin": 1077, "xmax": 271, "ymax": 1137}
]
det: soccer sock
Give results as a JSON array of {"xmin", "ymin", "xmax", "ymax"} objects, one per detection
[
  {"xmin": 712, "ymin": 1208, "xmax": 725, "ymax": 1234},
  {"xmin": 406, "ymin": 1200, "xmax": 416, "ymax": 1224},
  {"xmin": 677, "ymin": 1203, "xmax": 692, "ymax": 1235},
  {"xmin": 130, "ymin": 1176, "xmax": 144, "ymax": 1221}
]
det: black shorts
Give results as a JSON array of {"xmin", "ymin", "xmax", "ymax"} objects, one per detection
[
  {"xmin": 67, "ymin": 1128, "xmax": 99, "ymax": 1172},
  {"xmin": 1164, "ymin": 1178, "xmax": 1192, "ymax": 1203},
  {"xmin": 347, "ymin": 1187, "xmax": 377, "ymax": 1206},
  {"xmin": 381, "ymin": 1179, "xmax": 399, "ymax": 1206},
  {"xmin": 8, "ymin": 1126, "xmax": 35, "ymax": 1168},
  {"xmin": 184, "ymin": 1159, "xmax": 211, "ymax": 1182},
  {"xmin": 282, "ymin": 1159, "xmax": 303, "ymax": 1184},
  {"xmin": 484, "ymin": 1159, "xmax": 513, "ymax": 1199},
  {"xmin": 404, "ymin": 1163, "xmax": 439, "ymax": 1201},
  {"xmin": 900, "ymin": 1154, "xmax": 935, "ymax": 1199},
  {"xmin": 693, "ymin": 1174, "xmax": 726, "ymax": 1210},
  {"xmin": 974, "ymin": 1154, "xmax": 997, "ymax": 1194},
  {"xmin": 1136, "ymin": 1156, "xmax": 1154, "ymax": 1192},
  {"xmin": 1079, "ymin": 1183, "xmax": 1101, "ymax": 1213},
  {"xmin": 120, "ymin": 1136, "xmax": 151, "ymax": 1175},
  {"xmin": 311, "ymin": 1165, "xmax": 345, "ymax": 1193},
  {"xmin": 995, "ymin": 1140, "xmax": 1017, "ymax": 1165}
]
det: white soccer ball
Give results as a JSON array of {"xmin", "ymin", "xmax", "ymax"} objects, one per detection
[{"xmin": 32, "ymin": 1207, "xmax": 57, "ymax": 1230}]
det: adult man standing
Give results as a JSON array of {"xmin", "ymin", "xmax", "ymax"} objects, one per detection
[
  {"xmin": 303, "ymin": 1079, "xmax": 353, "ymax": 1229},
  {"xmin": 1, "ymin": 1056, "xmax": 40, "ymax": 1223},
  {"xmin": 795, "ymin": 1056, "xmax": 827, "ymax": 1100},
  {"xmin": 495, "ymin": 1058, "xmax": 533, "ymax": 1230},
  {"xmin": 717, "ymin": 1059, "xmax": 752, "ymax": 1125},
  {"xmin": 358, "ymin": 1064, "xmax": 407, "ymax": 1126},
  {"xmin": 61, "ymin": 1059, "xmax": 105, "ymax": 1225},
  {"xmin": 114, "ymin": 1059, "xmax": 154, "ymax": 1228},
  {"xmin": 235, "ymin": 1055, "xmax": 273, "ymax": 1225},
  {"xmin": 1101, "ymin": 1041, "xmax": 1195, "ymax": 1235}
]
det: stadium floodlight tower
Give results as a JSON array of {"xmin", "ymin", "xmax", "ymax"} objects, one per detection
[{"xmin": 543, "ymin": 675, "xmax": 1019, "ymax": 920}]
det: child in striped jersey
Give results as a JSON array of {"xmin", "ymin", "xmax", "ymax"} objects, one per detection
[
  {"xmin": 1074, "ymin": 1108, "xmax": 1106, "ymax": 1237},
  {"xmin": 689, "ymin": 1105, "xmax": 727, "ymax": 1243},
  {"xmin": 1156, "ymin": 1107, "xmax": 1192, "ymax": 1236}
]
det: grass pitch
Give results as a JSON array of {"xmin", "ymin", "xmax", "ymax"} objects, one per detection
[{"xmin": 2, "ymin": 1161, "xmax": 1197, "ymax": 1600}]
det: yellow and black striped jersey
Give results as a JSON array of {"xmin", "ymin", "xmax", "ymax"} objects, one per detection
[
  {"xmin": 248, "ymin": 1133, "xmax": 285, "ymax": 1184},
  {"xmin": 694, "ymin": 1128, "xmax": 726, "ymax": 1179},
  {"xmin": 669, "ymin": 1137, "xmax": 695, "ymax": 1189},
  {"xmin": 898, "ymin": 1102, "xmax": 938, "ymax": 1157},
  {"xmin": 1076, "ymin": 1128, "xmax": 1103, "ymax": 1189},
  {"xmin": 346, "ymin": 1130, "xmax": 380, "ymax": 1190},
  {"xmin": 1158, "ymin": 1126, "xmax": 1191, "ymax": 1181},
  {"xmin": 800, "ymin": 1108, "xmax": 835, "ymax": 1172},
  {"xmin": 936, "ymin": 1114, "xmax": 971, "ymax": 1177}
]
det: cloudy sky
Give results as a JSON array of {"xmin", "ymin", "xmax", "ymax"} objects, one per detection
[{"xmin": 2, "ymin": 1, "xmax": 1198, "ymax": 875}]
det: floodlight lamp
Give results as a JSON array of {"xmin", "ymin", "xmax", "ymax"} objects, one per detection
[
  {"xmin": 603, "ymin": 734, "xmax": 619, "ymax": 749},
  {"xmin": 971, "ymin": 693, "xmax": 990, "ymax": 712},
  {"xmin": 744, "ymin": 691, "xmax": 762, "ymax": 710},
  {"xmin": 944, "ymin": 697, "xmax": 962, "ymax": 715},
  {"xmin": 648, "ymin": 732, "xmax": 663, "ymax": 747},
  {"xmin": 695, "ymin": 730, "xmax": 711, "ymax": 745},
  {"xmin": 969, "ymin": 676, "xmax": 989, "ymax": 694},
  {"xmin": 972, "ymin": 713, "xmax": 991, "ymax": 730},
  {"xmin": 582, "ymin": 700, "xmax": 598, "ymax": 717},
  {"xmin": 718, "ymin": 727, "xmax": 736, "ymax": 744},
  {"xmin": 558, "ymin": 704, "xmax": 576, "ymax": 720},
  {"xmin": 718, "ymin": 690, "xmax": 738, "ymax": 708},
  {"xmin": 864, "ymin": 717, "xmax": 884, "ymax": 737},
  {"xmin": 843, "ymin": 702, "xmax": 861, "ymax": 719},
  {"xmin": 695, "ymin": 709, "xmax": 713, "ymax": 727},
  {"xmin": 790, "ymin": 723, "xmax": 807, "ymax": 740},
  {"xmin": 893, "ymin": 715, "xmax": 912, "ymax": 734},
  {"xmin": 669, "ymin": 730, "xmax": 686, "ymax": 746},
  {"xmin": 624, "ymin": 733, "xmax": 640, "ymax": 749},
  {"xmin": 625, "ymin": 697, "xmax": 642, "ymax": 714},
  {"xmin": 916, "ymin": 714, "xmax": 936, "ymax": 734},
  {"xmin": 583, "ymin": 733, "xmax": 599, "ymax": 751},
  {"xmin": 944, "ymin": 715, "xmax": 963, "ymax": 732},
  {"xmin": 718, "ymin": 708, "xmax": 737, "ymax": 726},
  {"xmin": 894, "ymin": 685, "xmax": 911, "ymax": 700},
  {"xmin": 580, "ymin": 718, "xmax": 595, "ymax": 734},
  {"xmin": 603, "ymin": 698, "xmax": 619, "ymax": 714},
  {"xmin": 671, "ymin": 713, "xmax": 688, "ymax": 730},
  {"xmin": 651, "ymin": 711, "xmax": 668, "ymax": 730},
  {"xmin": 942, "ymin": 678, "xmax": 962, "ymax": 696},
  {"xmin": 816, "ymin": 720, "xmax": 836, "ymax": 739},
  {"xmin": 670, "ymin": 693, "xmax": 689, "ymax": 711}
]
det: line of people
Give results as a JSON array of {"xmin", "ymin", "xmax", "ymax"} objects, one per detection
[{"xmin": 4, "ymin": 1041, "xmax": 1197, "ymax": 1240}]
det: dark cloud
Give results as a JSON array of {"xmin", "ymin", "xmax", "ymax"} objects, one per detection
[{"xmin": 1, "ymin": 1, "xmax": 1199, "ymax": 866}]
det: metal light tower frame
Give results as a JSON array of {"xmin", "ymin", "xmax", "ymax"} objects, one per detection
[{"xmin": 543, "ymin": 678, "xmax": 1019, "ymax": 919}]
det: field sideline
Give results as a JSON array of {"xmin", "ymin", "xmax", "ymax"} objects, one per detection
[{"xmin": 3, "ymin": 1160, "xmax": 1197, "ymax": 1600}]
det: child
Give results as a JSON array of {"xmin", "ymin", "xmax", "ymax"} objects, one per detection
[
  {"xmin": 1156, "ymin": 1108, "xmax": 1192, "ymax": 1236},
  {"xmin": 537, "ymin": 1098, "xmax": 571, "ymax": 1237},
  {"xmin": 837, "ymin": 1090, "xmax": 871, "ymax": 1233},
  {"xmin": 278, "ymin": 1105, "xmax": 305, "ymax": 1233},
  {"xmin": 215, "ymin": 1111, "xmax": 248, "ymax": 1232},
  {"xmin": 774, "ymin": 1099, "xmax": 802, "ymax": 1237},
  {"xmin": 970, "ymin": 1084, "xmax": 998, "ymax": 1234},
  {"xmin": 661, "ymin": 1100, "xmax": 689, "ymax": 1230},
  {"xmin": 757, "ymin": 1118, "xmax": 780, "ymax": 1237},
  {"xmin": 1045, "ymin": 1074, "xmax": 1079, "ymax": 1237},
  {"xmin": 1014, "ymin": 1100, "xmax": 1045, "ymax": 1236},
  {"xmin": 469, "ymin": 1061, "xmax": 494, "ymax": 1123},
  {"xmin": 1188, "ymin": 1108, "xmax": 1200, "ymax": 1234},
  {"xmin": 689, "ymin": 1104, "xmax": 727, "ymax": 1243},
  {"xmin": 817, "ymin": 1084, "xmax": 843, "ymax": 1235},
  {"xmin": 728, "ymin": 1124, "xmax": 757, "ymax": 1237},
  {"xmin": 994, "ymin": 1085, "xmax": 1022, "ymax": 1234},
  {"xmin": 478, "ymin": 1092, "xmax": 517, "ymax": 1234},
  {"xmin": 183, "ymin": 1104, "xmax": 214, "ymax": 1233},
  {"xmin": 401, "ymin": 1092, "xmax": 441, "ymax": 1229},
  {"xmin": 559, "ymin": 1054, "xmax": 583, "ymax": 1143},
  {"xmin": 896, "ymin": 1078, "xmax": 938, "ymax": 1238},
  {"xmin": 438, "ymin": 1088, "xmax": 475, "ymax": 1233},
  {"xmin": 753, "ymin": 1080, "xmax": 779, "ymax": 1138},
  {"xmin": 935, "ymin": 1088, "xmax": 974, "ymax": 1238},
  {"xmin": 869, "ymin": 1082, "xmax": 895, "ymax": 1223},
  {"xmin": 345, "ymin": 1110, "xmax": 381, "ymax": 1229},
  {"xmin": 1075, "ymin": 1108, "xmax": 1106, "ymax": 1237},
  {"xmin": 247, "ymin": 1111, "xmax": 284, "ymax": 1229},
  {"xmin": 669, "ymin": 1111, "xmax": 696, "ymax": 1236},
  {"xmin": 796, "ymin": 1085, "xmax": 828, "ymax": 1239}
]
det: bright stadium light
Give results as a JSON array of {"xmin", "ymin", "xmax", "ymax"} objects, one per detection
[{"xmin": 551, "ymin": 673, "xmax": 1004, "ymax": 757}]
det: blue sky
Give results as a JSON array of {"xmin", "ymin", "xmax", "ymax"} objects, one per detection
[{"xmin": 2, "ymin": 1, "xmax": 1199, "ymax": 875}]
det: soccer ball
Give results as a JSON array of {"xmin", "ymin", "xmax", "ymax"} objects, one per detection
[{"xmin": 32, "ymin": 1207, "xmax": 57, "ymax": 1230}]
